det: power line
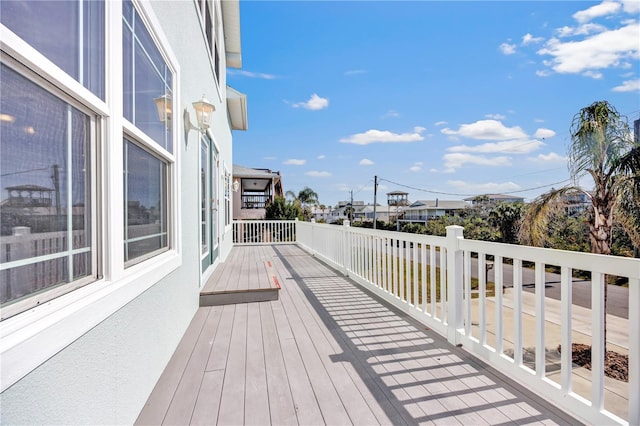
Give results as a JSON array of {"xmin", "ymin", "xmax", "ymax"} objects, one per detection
[{"xmin": 378, "ymin": 177, "xmax": 572, "ymax": 198}]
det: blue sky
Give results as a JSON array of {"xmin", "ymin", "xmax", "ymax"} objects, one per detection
[{"xmin": 228, "ymin": 0, "xmax": 640, "ymax": 208}]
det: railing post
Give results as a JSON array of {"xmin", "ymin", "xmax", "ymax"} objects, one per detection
[
  {"xmin": 343, "ymin": 220, "xmax": 351, "ymax": 274},
  {"xmin": 445, "ymin": 225, "xmax": 464, "ymax": 345}
]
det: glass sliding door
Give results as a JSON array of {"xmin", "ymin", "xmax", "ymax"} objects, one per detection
[{"xmin": 200, "ymin": 134, "xmax": 218, "ymax": 274}]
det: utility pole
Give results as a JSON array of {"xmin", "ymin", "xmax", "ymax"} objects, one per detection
[
  {"xmin": 349, "ymin": 189, "xmax": 354, "ymax": 222},
  {"xmin": 373, "ymin": 175, "xmax": 378, "ymax": 229}
]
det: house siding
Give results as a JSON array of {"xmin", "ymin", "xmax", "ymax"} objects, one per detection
[{"xmin": 0, "ymin": 1, "xmax": 236, "ymax": 423}]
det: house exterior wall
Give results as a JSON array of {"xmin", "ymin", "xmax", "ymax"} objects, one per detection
[{"xmin": 0, "ymin": 1, "xmax": 236, "ymax": 424}]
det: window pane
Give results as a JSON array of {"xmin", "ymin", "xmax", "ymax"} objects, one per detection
[
  {"xmin": 123, "ymin": 1, "xmax": 173, "ymax": 152},
  {"xmin": 0, "ymin": 64, "xmax": 94, "ymax": 306},
  {"xmin": 124, "ymin": 140, "xmax": 168, "ymax": 263},
  {"xmin": 0, "ymin": 0, "xmax": 105, "ymax": 99}
]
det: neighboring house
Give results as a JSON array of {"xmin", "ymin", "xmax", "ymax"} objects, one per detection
[
  {"xmin": 0, "ymin": 1, "xmax": 246, "ymax": 423},
  {"xmin": 403, "ymin": 199, "xmax": 469, "ymax": 222},
  {"xmin": 316, "ymin": 201, "xmax": 397, "ymax": 223},
  {"xmin": 464, "ymin": 194, "xmax": 525, "ymax": 205},
  {"xmin": 232, "ymin": 165, "xmax": 283, "ymax": 220}
]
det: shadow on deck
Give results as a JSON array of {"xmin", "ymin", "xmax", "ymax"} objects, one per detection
[{"xmin": 137, "ymin": 244, "xmax": 580, "ymax": 425}]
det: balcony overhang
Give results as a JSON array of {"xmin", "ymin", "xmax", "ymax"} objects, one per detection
[
  {"xmin": 221, "ymin": 0, "xmax": 242, "ymax": 68},
  {"xmin": 227, "ymin": 86, "xmax": 248, "ymax": 131}
]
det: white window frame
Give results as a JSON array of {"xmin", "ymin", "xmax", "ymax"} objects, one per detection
[
  {"xmin": 195, "ymin": 0, "xmax": 222, "ymax": 98},
  {"xmin": 0, "ymin": 0, "xmax": 182, "ymax": 392},
  {"xmin": 0, "ymin": 57, "xmax": 101, "ymax": 320}
]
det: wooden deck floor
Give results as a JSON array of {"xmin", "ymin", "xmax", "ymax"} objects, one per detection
[{"xmin": 136, "ymin": 244, "xmax": 579, "ymax": 425}]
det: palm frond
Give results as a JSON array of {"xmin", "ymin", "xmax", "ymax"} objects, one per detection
[{"xmin": 519, "ymin": 186, "xmax": 583, "ymax": 247}]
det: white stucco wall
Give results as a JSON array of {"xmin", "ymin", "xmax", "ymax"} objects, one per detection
[{"xmin": 0, "ymin": 2, "xmax": 235, "ymax": 424}]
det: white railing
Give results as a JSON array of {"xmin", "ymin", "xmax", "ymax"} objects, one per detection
[
  {"xmin": 232, "ymin": 220, "xmax": 296, "ymax": 245},
  {"xmin": 235, "ymin": 219, "xmax": 639, "ymax": 425}
]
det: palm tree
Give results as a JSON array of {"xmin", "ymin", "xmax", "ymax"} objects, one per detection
[
  {"xmin": 520, "ymin": 100, "xmax": 640, "ymax": 354},
  {"xmin": 285, "ymin": 187, "xmax": 319, "ymax": 221}
]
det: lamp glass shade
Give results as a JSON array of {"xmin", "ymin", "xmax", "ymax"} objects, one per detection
[
  {"xmin": 233, "ymin": 179, "xmax": 240, "ymax": 192},
  {"xmin": 193, "ymin": 96, "xmax": 215, "ymax": 130},
  {"xmin": 154, "ymin": 94, "xmax": 172, "ymax": 123}
]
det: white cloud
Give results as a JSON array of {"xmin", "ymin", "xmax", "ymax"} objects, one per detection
[
  {"xmin": 441, "ymin": 120, "xmax": 528, "ymax": 140},
  {"xmin": 530, "ymin": 152, "xmax": 567, "ymax": 162},
  {"xmin": 621, "ymin": 0, "xmax": 640, "ymax": 13},
  {"xmin": 612, "ymin": 78, "xmax": 640, "ymax": 92},
  {"xmin": 340, "ymin": 126, "xmax": 425, "ymax": 145},
  {"xmin": 556, "ymin": 23, "xmax": 608, "ymax": 38},
  {"xmin": 264, "ymin": 156, "xmax": 277, "ymax": 160},
  {"xmin": 533, "ymin": 128, "xmax": 556, "ymax": 139},
  {"xmin": 344, "ymin": 69, "xmax": 367, "ymax": 76},
  {"xmin": 382, "ymin": 109, "xmax": 400, "ymax": 118},
  {"xmin": 522, "ymin": 33, "xmax": 544, "ymax": 45},
  {"xmin": 537, "ymin": 22, "xmax": 640, "ymax": 75},
  {"xmin": 582, "ymin": 70, "xmax": 604, "ymax": 79},
  {"xmin": 305, "ymin": 170, "xmax": 332, "ymax": 177},
  {"xmin": 228, "ymin": 69, "xmax": 277, "ymax": 79},
  {"xmin": 448, "ymin": 180, "xmax": 521, "ymax": 193},
  {"xmin": 284, "ymin": 159, "xmax": 306, "ymax": 165},
  {"xmin": 434, "ymin": 121, "xmax": 448, "ymax": 127},
  {"xmin": 443, "ymin": 153, "xmax": 512, "ymax": 170},
  {"xmin": 292, "ymin": 94, "xmax": 329, "ymax": 110},
  {"xmin": 573, "ymin": 0, "xmax": 621, "ymax": 23},
  {"xmin": 360, "ymin": 158, "xmax": 374, "ymax": 166},
  {"xmin": 409, "ymin": 162, "xmax": 423, "ymax": 172},
  {"xmin": 485, "ymin": 113, "xmax": 506, "ymax": 120},
  {"xmin": 317, "ymin": 154, "xmax": 326, "ymax": 160},
  {"xmin": 447, "ymin": 139, "xmax": 545, "ymax": 155},
  {"xmin": 500, "ymin": 42, "xmax": 517, "ymax": 55}
]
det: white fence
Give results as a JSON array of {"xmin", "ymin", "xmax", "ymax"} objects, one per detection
[
  {"xmin": 234, "ymin": 219, "xmax": 639, "ymax": 425},
  {"xmin": 232, "ymin": 220, "xmax": 296, "ymax": 245}
]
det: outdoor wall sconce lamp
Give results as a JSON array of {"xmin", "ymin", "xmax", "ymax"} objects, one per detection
[
  {"xmin": 192, "ymin": 95, "xmax": 215, "ymax": 131},
  {"xmin": 181, "ymin": 95, "xmax": 215, "ymax": 146},
  {"xmin": 233, "ymin": 179, "xmax": 240, "ymax": 192}
]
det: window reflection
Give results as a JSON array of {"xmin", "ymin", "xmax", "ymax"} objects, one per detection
[
  {"xmin": 0, "ymin": 64, "xmax": 93, "ymax": 306},
  {"xmin": 0, "ymin": 0, "xmax": 105, "ymax": 99},
  {"xmin": 123, "ymin": 139, "xmax": 168, "ymax": 262},
  {"xmin": 123, "ymin": 0, "xmax": 173, "ymax": 152}
]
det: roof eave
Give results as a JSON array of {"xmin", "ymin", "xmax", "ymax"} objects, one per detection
[
  {"xmin": 221, "ymin": 0, "xmax": 242, "ymax": 68},
  {"xmin": 227, "ymin": 86, "xmax": 248, "ymax": 131}
]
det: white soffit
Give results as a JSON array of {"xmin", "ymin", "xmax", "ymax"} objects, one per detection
[
  {"xmin": 221, "ymin": 0, "xmax": 242, "ymax": 68},
  {"xmin": 227, "ymin": 85, "xmax": 248, "ymax": 130}
]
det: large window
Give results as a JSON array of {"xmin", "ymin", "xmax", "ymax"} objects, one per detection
[
  {"xmin": 0, "ymin": 0, "xmax": 105, "ymax": 99},
  {"xmin": 123, "ymin": 139, "xmax": 168, "ymax": 263},
  {"xmin": 122, "ymin": 0, "xmax": 174, "ymax": 265},
  {"xmin": 0, "ymin": 63, "xmax": 96, "ymax": 316},
  {"xmin": 123, "ymin": 0, "xmax": 173, "ymax": 152}
]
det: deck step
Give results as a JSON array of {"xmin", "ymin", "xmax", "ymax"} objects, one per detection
[
  {"xmin": 199, "ymin": 252, "xmax": 282, "ymax": 306},
  {"xmin": 199, "ymin": 287, "xmax": 279, "ymax": 306}
]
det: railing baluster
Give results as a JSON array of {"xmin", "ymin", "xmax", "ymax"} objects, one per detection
[
  {"xmin": 535, "ymin": 261, "xmax": 545, "ymax": 378},
  {"xmin": 560, "ymin": 266, "xmax": 572, "ymax": 393},
  {"xmin": 630, "ymin": 276, "xmax": 640, "ymax": 425},
  {"xmin": 591, "ymin": 271, "xmax": 605, "ymax": 411},
  {"xmin": 494, "ymin": 255, "xmax": 503, "ymax": 355},
  {"xmin": 464, "ymin": 250, "xmax": 471, "ymax": 336},
  {"xmin": 513, "ymin": 258, "xmax": 523, "ymax": 366},
  {"xmin": 430, "ymin": 245, "xmax": 436, "ymax": 318},
  {"xmin": 479, "ymin": 252, "xmax": 486, "ymax": 345}
]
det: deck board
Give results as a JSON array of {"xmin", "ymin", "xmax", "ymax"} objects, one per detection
[{"xmin": 137, "ymin": 244, "xmax": 581, "ymax": 426}]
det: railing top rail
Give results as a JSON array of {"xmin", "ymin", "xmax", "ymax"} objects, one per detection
[{"xmin": 460, "ymin": 237, "xmax": 640, "ymax": 278}]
